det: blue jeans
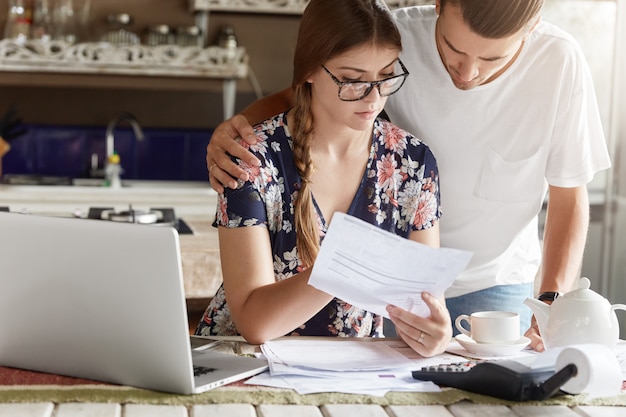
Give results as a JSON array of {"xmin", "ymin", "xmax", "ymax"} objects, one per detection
[{"xmin": 446, "ymin": 283, "xmax": 534, "ymax": 337}]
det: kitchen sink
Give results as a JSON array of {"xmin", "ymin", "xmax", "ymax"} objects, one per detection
[{"xmin": 71, "ymin": 178, "xmax": 209, "ymax": 189}]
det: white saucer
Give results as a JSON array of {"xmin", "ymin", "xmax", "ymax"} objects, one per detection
[{"xmin": 455, "ymin": 334, "xmax": 531, "ymax": 356}]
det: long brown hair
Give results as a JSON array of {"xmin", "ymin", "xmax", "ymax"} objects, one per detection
[
  {"xmin": 440, "ymin": 0, "xmax": 543, "ymax": 38},
  {"xmin": 290, "ymin": 0, "xmax": 402, "ymax": 268}
]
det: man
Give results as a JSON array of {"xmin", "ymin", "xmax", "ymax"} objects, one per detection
[{"xmin": 205, "ymin": 0, "xmax": 611, "ymax": 351}]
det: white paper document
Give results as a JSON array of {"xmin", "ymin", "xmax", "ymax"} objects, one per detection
[
  {"xmin": 246, "ymin": 370, "xmax": 440, "ymax": 396},
  {"xmin": 309, "ymin": 212, "xmax": 473, "ymax": 318},
  {"xmin": 250, "ymin": 338, "xmax": 468, "ymax": 396},
  {"xmin": 261, "ymin": 339, "xmax": 417, "ymax": 373}
]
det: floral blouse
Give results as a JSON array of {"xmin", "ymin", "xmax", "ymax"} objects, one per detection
[{"xmin": 195, "ymin": 112, "xmax": 441, "ymax": 338}]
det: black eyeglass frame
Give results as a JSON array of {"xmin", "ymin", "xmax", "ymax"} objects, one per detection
[{"xmin": 321, "ymin": 59, "xmax": 410, "ymax": 102}]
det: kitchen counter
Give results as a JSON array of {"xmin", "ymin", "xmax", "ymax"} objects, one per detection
[
  {"xmin": 0, "ymin": 181, "xmax": 217, "ymax": 220},
  {"xmin": 178, "ymin": 218, "xmax": 222, "ymax": 299},
  {"xmin": 1, "ymin": 182, "xmax": 223, "ymax": 299}
]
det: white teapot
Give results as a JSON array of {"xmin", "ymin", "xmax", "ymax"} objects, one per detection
[{"xmin": 524, "ymin": 277, "xmax": 626, "ymax": 350}]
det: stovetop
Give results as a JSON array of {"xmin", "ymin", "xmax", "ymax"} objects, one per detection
[
  {"xmin": 88, "ymin": 207, "xmax": 193, "ymax": 234},
  {"xmin": 0, "ymin": 206, "xmax": 193, "ymax": 234}
]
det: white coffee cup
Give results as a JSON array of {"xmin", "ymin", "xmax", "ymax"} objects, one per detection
[{"xmin": 455, "ymin": 311, "xmax": 520, "ymax": 344}]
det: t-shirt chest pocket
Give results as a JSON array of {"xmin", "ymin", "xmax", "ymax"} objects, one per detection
[{"xmin": 473, "ymin": 145, "xmax": 547, "ymax": 203}]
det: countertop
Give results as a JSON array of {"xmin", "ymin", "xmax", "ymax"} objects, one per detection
[
  {"xmin": 178, "ymin": 218, "xmax": 221, "ymax": 299},
  {"xmin": 0, "ymin": 181, "xmax": 217, "ymax": 220}
]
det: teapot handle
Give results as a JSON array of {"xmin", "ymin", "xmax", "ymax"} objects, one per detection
[{"xmin": 611, "ymin": 304, "xmax": 626, "ymax": 314}]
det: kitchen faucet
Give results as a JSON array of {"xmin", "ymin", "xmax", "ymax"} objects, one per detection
[
  {"xmin": 105, "ymin": 112, "xmax": 145, "ymax": 160},
  {"xmin": 104, "ymin": 112, "xmax": 144, "ymax": 187}
]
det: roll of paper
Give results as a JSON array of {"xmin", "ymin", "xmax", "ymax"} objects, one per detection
[{"xmin": 555, "ymin": 343, "xmax": 622, "ymax": 398}]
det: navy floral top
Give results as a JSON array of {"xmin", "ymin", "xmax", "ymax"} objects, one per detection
[{"xmin": 195, "ymin": 112, "xmax": 441, "ymax": 338}]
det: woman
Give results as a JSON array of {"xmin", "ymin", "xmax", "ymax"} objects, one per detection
[{"xmin": 196, "ymin": 0, "xmax": 452, "ymax": 357}]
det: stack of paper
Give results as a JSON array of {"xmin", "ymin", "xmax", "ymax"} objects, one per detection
[{"xmin": 246, "ymin": 338, "xmax": 464, "ymax": 396}]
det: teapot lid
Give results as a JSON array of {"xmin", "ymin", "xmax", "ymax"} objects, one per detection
[{"xmin": 561, "ymin": 277, "xmax": 603, "ymax": 301}]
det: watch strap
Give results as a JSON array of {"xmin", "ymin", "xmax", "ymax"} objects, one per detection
[{"xmin": 537, "ymin": 291, "xmax": 561, "ymax": 302}]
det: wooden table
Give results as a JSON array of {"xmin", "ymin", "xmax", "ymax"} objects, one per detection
[{"xmin": 0, "ymin": 402, "xmax": 623, "ymax": 416}]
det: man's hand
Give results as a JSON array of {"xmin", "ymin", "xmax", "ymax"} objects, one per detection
[
  {"xmin": 386, "ymin": 292, "xmax": 452, "ymax": 358},
  {"xmin": 206, "ymin": 115, "xmax": 260, "ymax": 193},
  {"xmin": 525, "ymin": 317, "xmax": 545, "ymax": 352}
]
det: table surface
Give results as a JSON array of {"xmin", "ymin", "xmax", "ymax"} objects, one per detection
[
  {"xmin": 0, "ymin": 402, "xmax": 624, "ymax": 417},
  {"xmin": 3, "ymin": 339, "xmax": 625, "ymax": 416}
]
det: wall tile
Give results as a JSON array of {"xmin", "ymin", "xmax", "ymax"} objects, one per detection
[
  {"xmin": 186, "ymin": 131, "xmax": 212, "ymax": 182},
  {"xmin": 135, "ymin": 129, "xmax": 186, "ymax": 180},
  {"xmin": 1, "ymin": 125, "xmax": 213, "ymax": 182}
]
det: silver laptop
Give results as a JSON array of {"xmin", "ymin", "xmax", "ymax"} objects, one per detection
[{"xmin": 0, "ymin": 212, "xmax": 267, "ymax": 394}]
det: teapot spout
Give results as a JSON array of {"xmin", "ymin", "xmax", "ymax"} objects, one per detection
[{"xmin": 524, "ymin": 297, "xmax": 551, "ymax": 333}]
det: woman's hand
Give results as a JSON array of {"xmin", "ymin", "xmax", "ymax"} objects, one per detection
[
  {"xmin": 386, "ymin": 292, "xmax": 452, "ymax": 357},
  {"xmin": 206, "ymin": 114, "xmax": 260, "ymax": 192}
]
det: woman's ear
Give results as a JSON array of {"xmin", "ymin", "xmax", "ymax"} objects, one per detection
[{"xmin": 306, "ymin": 72, "xmax": 316, "ymax": 84}]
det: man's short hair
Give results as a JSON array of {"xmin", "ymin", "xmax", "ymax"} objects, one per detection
[{"xmin": 440, "ymin": 0, "xmax": 543, "ymax": 38}]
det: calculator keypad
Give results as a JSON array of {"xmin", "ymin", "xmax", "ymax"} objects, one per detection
[{"xmin": 421, "ymin": 360, "xmax": 481, "ymax": 373}]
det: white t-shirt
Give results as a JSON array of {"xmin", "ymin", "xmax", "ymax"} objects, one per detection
[{"xmin": 386, "ymin": 6, "xmax": 611, "ymax": 297}]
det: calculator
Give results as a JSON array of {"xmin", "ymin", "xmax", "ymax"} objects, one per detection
[{"xmin": 412, "ymin": 360, "xmax": 578, "ymax": 401}]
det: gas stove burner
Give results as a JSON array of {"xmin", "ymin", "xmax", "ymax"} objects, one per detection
[
  {"xmin": 86, "ymin": 206, "xmax": 193, "ymax": 234},
  {"xmin": 100, "ymin": 207, "xmax": 162, "ymax": 224}
]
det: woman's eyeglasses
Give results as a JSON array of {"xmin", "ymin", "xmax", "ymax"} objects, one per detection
[{"xmin": 321, "ymin": 60, "xmax": 409, "ymax": 102}]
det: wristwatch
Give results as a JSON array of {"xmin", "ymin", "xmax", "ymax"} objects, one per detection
[{"xmin": 537, "ymin": 291, "xmax": 561, "ymax": 302}]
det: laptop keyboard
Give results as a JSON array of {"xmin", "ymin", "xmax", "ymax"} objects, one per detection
[{"xmin": 193, "ymin": 365, "xmax": 218, "ymax": 377}]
